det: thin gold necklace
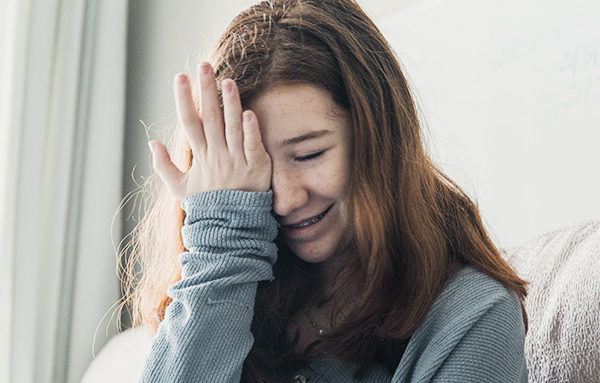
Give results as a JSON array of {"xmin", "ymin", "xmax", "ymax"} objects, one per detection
[{"xmin": 303, "ymin": 307, "xmax": 326, "ymax": 336}]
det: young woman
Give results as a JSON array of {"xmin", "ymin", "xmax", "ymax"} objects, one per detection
[{"xmin": 125, "ymin": 0, "xmax": 529, "ymax": 381}]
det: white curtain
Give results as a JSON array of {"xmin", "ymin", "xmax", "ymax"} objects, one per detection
[{"xmin": 0, "ymin": 0, "xmax": 128, "ymax": 382}]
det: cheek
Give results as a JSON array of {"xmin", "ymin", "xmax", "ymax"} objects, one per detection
[{"xmin": 309, "ymin": 160, "xmax": 349, "ymax": 197}]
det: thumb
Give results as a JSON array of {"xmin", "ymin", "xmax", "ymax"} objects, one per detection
[{"xmin": 149, "ymin": 140, "xmax": 186, "ymax": 199}]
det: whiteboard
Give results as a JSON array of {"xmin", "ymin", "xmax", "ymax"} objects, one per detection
[{"xmin": 378, "ymin": 0, "xmax": 600, "ymax": 247}]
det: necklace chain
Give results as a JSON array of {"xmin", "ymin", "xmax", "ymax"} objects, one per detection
[{"xmin": 303, "ymin": 307, "xmax": 325, "ymax": 336}]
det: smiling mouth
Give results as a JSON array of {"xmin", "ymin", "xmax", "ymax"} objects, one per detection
[{"xmin": 282, "ymin": 205, "xmax": 333, "ymax": 229}]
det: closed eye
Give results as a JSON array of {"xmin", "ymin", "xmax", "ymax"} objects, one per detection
[{"xmin": 295, "ymin": 151, "xmax": 324, "ymax": 162}]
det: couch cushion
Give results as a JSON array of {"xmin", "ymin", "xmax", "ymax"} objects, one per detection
[{"xmin": 501, "ymin": 221, "xmax": 600, "ymax": 383}]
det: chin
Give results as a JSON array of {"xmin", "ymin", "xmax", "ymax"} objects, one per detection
[
  {"xmin": 294, "ymin": 252, "xmax": 334, "ymax": 264},
  {"xmin": 288, "ymin": 241, "xmax": 337, "ymax": 264}
]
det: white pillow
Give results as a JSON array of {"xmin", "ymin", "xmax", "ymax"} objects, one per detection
[
  {"xmin": 501, "ymin": 221, "xmax": 600, "ymax": 383},
  {"xmin": 81, "ymin": 326, "xmax": 153, "ymax": 383}
]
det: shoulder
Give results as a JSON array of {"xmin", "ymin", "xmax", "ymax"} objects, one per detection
[
  {"xmin": 422, "ymin": 265, "xmax": 524, "ymax": 345},
  {"xmin": 393, "ymin": 266, "xmax": 527, "ymax": 381},
  {"xmin": 433, "ymin": 265, "xmax": 521, "ymax": 321}
]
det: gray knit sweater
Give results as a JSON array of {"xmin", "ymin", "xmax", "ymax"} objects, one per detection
[{"xmin": 140, "ymin": 190, "xmax": 528, "ymax": 382}]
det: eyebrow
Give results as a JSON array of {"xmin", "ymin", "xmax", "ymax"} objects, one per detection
[{"xmin": 280, "ymin": 129, "xmax": 333, "ymax": 147}]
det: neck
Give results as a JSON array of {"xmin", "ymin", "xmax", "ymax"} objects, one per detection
[
  {"xmin": 313, "ymin": 252, "xmax": 365, "ymax": 316},
  {"xmin": 319, "ymin": 253, "xmax": 350, "ymax": 296}
]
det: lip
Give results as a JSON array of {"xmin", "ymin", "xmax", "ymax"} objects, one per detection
[{"xmin": 280, "ymin": 205, "xmax": 333, "ymax": 240}]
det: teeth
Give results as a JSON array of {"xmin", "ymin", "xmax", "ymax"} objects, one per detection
[
  {"xmin": 292, "ymin": 216, "xmax": 320, "ymax": 228},
  {"xmin": 290, "ymin": 211, "xmax": 326, "ymax": 229}
]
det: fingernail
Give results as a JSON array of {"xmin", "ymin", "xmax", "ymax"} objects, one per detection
[
  {"xmin": 243, "ymin": 111, "xmax": 252, "ymax": 123},
  {"xmin": 200, "ymin": 62, "xmax": 210, "ymax": 74},
  {"xmin": 175, "ymin": 73, "xmax": 186, "ymax": 84},
  {"xmin": 223, "ymin": 80, "xmax": 232, "ymax": 93}
]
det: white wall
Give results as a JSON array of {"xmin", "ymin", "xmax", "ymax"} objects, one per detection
[{"xmin": 377, "ymin": 0, "xmax": 600, "ymax": 247}]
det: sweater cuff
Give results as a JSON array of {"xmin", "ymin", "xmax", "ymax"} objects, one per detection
[
  {"xmin": 181, "ymin": 189, "xmax": 273, "ymax": 223},
  {"xmin": 179, "ymin": 189, "xmax": 277, "ymax": 254}
]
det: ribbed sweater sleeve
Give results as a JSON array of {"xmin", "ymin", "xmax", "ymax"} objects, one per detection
[{"xmin": 140, "ymin": 190, "xmax": 278, "ymax": 383}]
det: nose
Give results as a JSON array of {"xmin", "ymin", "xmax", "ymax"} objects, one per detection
[{"xmin": 271, "ymin": 165, "xmax": 309, "ymax": 218}]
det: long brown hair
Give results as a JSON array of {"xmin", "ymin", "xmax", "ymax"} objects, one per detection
[{"xmin": 119, "ymin": 0, "xmax": 528, "ymax": 381}]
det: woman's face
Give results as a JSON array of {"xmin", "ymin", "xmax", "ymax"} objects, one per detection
[{"xmin": 249, "ymin": 84, "xmax": 352, "ymax": 265}]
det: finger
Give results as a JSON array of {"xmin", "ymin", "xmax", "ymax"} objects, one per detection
[
  {"xmin": 174, "ymin": 73, "xmax": 206, "ymax": 153},
  {"xmin": 198, "ymin": 62, "xmax": 226, "ymax": 150},
  {"xmin": 242, "ymin": 111, "xmax": 268, "ymax": 166},
  {"xmin": 149, "ymin": 140, "xmax": 186, "ymax": 199},
  {"xmin": 222, "ymin": 79, "xmax": 244, "ymax": 159}
]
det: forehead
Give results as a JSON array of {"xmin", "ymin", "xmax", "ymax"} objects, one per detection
[{"xmin": 248, "ymin": 83, "xmax": 350, "ymax": 146}]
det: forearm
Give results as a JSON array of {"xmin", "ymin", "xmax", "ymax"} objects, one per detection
[{"xmin": 140, "ymin": 190, "xmax": 277, "ymax": 383}]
